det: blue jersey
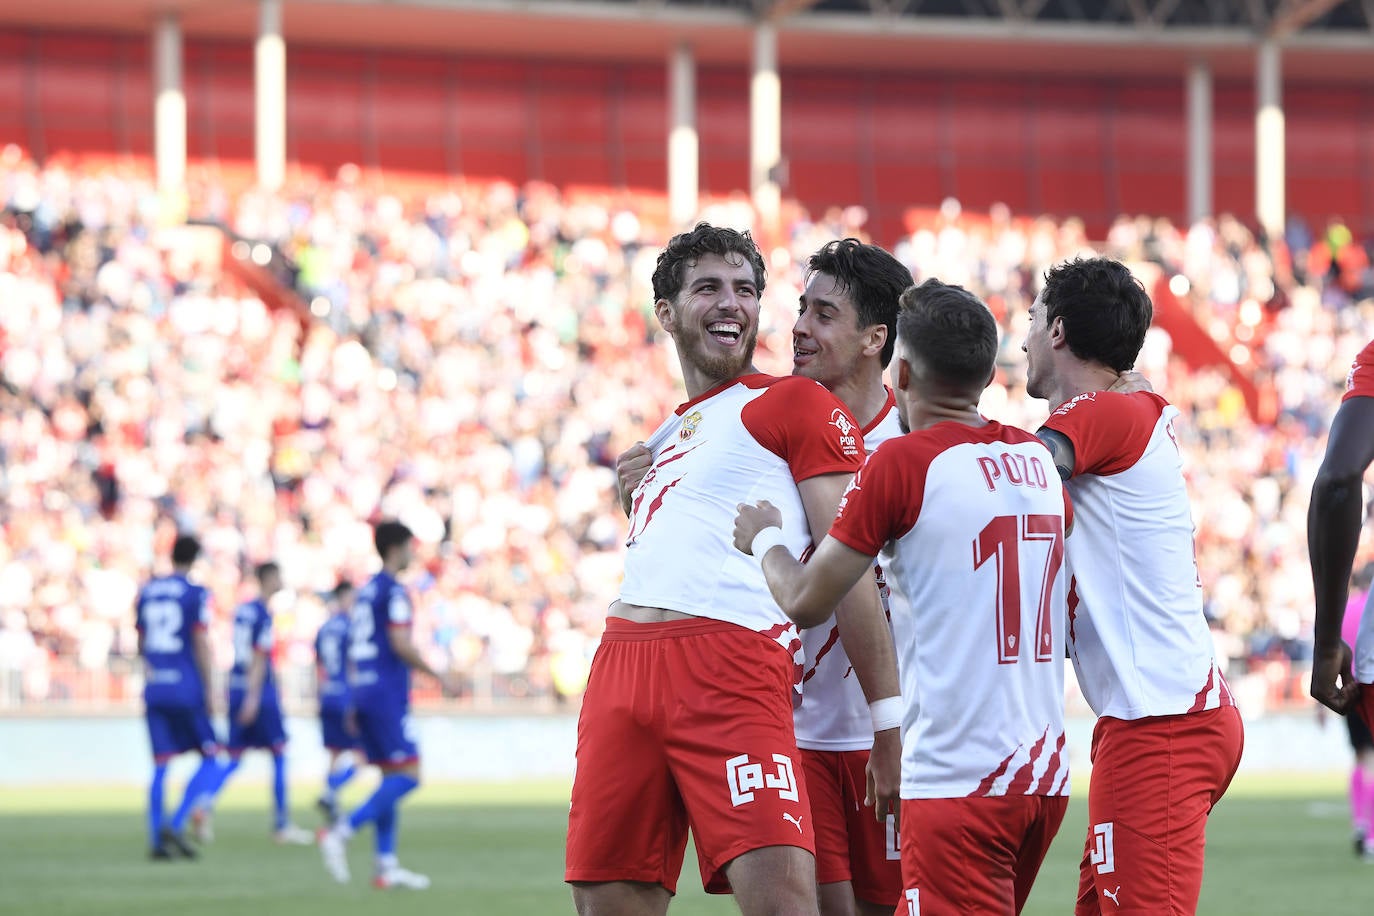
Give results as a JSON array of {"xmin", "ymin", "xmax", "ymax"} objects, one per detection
[
  {"xmin": 229, "ymin": 599, "xmax": 278, "ymax": 707},
  {"xmin": 349, "ymin": 572, "xmax": 412, "ymax": 709},
  {"xmin": 136, "ymin": 574, "xmax": 209, "ymax": 709},
  {"xmin": 315, "ymin": 610, "xmax": 351, "ymax": 713}
]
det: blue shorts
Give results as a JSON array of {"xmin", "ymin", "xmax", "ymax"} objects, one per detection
[
  {"xmin": 146, "ymin": 705, "xmax": 221, "ymax": 763},
  {"xmin": 355, "ymin": 703, "xmax": 418, "ymax": 767},
  {"xmin": 227, "ymin": 697, "xmax": 287, "ymax": 753},
  {"xmin": 320, "ymin": 706, "xmax": 360, "ymax": 751}
]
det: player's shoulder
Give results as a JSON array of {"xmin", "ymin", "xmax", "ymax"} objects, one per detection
[{"xmin": 1045, "ymin": 390, "xmax": 1167, "ymax": 427}]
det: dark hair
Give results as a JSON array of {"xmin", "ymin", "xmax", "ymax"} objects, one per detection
[
  {"xmin": 806, "ymin": 239, "xmax": 913, "ymax": 368},
  {"xmin": 1040, "ymin": 257, "xmax": 1152, "ymax": 373},
  {"xmin": 650, "ymin": 223, "xmax": 767, "ymax": 305},
  {"xmin": 171, "ymin": 534, "xmax": 201, "ymax": 567},
  {"xmin": 332, "ymin": 579, "xmax": 354, "ymax": 599},
  {"xmin": 373, "ymin": 520, "xmax": 414, "ymax": 559},
  {"xmin": 254, "ymin": 562, "xmax": 280, "ymax": 583},
  {"xmin": 895, "ymin": 279, "xmax": 998, "ymax": 387}
]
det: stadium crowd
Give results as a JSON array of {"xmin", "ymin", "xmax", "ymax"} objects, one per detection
[{"xmin": 0, "ymin": 145, "xmax": 1371, "ymax": 712}]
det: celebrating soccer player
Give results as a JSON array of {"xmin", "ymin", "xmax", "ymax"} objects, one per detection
[
  {"xmin": 1023, "ymin": 257, "xmax": 1244, "ymax": 915},
  {"xmin": 735, "ymin": 279, "xmax": 1073, "ymax": 916},
  {"xmin": 567, "ymin": 223, "xmax": 901, "ymax": 915}
]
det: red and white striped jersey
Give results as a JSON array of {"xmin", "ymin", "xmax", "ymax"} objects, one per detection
[
  {"xmin": 795, "ymin": 388, "xmax": 904, "ymax": 751},
  {"xmin": 620, "ymin": 373, "xmax": 863, "ymax": 672},
  {"xmin": 1043, "ymin": 391, "xmax": 1235, "ymax": 720},
  {"xmin": 830, "ymin": 420, "xmax": 1072, "ymax": 800}
]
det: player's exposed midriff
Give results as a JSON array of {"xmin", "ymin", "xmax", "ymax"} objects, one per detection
[{"xmin": 608, "ymin": 600, "xmax": 696, "ymax": 624}]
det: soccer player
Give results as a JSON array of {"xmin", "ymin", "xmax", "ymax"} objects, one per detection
[
  {"xmin": 211, "ymin": 561, "xmax": 313, "ymax": 844},
  {"xmin": 1022, "ymin": 256, "xmax": 1245, "ymax": 916},
  {"xmin": 1308, "ymin": 337, "xmax": 1374, "ymax": 854},
  {"xmin": 136, "ymin": 533, "xmax": 225, "ymax": 860},
  {"xmin": 319, "ymin": 520, "xmax": 456, "ymax": 890},
  {"xmin": 617, "ymin": 237, "xmax": 912, "ymax": 915},
  {"xmin": 790, "ymin": 239, "xmax": 911, "ymax": 916},
  {"xmin": 315, "ymin": 579, "xmax": 360, "ymax": 826},
  {"xmin": 735, "ymin": 279, "xmax": 1072, "ymax": 916},
  {"xmin": 567, "ymin": 223, "xmax": 901, "ymax": 916}
]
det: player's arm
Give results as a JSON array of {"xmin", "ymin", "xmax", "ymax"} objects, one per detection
[
  {"xmin": 238, "ymin": 647, "xmax": 268, "ymax": 725},
  {"xmin": 191, "ymin": 627, "xmax": 213, "ymax": 709},
  {"xmin": 1036, "ymin": 427, "xmax": 1077, "ymax": 482},
  {"xmin": 1309, "ymin": 395, "xmax": 1374, "ymax": 713},
  {"xmin": 734, "ymin": 501, "xmax": 876, "ymax": 629},
  {"xmin": 387, "ymin": 620, "xmax": 458, "ymax": 697}
]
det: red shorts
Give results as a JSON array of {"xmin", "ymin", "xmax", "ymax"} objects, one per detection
[
  {"xmin": 565, "ymin": 617, "xmax": 814, "ymax": 895},
  {"xmin": 1075, "ymin": 704, "xmax": 1244, "ymax": 916},
  {"xmin": 899, "ymin": 794, "xmax": 1067, "ymax": 915},
  {"xmin": 803, "ymin": 748, "xmax": 902, "ymax": 907}
]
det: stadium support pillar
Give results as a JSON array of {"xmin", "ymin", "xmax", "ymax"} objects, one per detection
[
  {"xmin": 668, "ymin": 43, "xmax": 699, "ymax": 229},
  {"xmin": 256, "ymin": 0, "xmax": 287, "ymax": 192},
  {"xmin": 1255, "ymin": 39, "xmax": 1285, "ymax": 240},
  {"xmin": 153, "ymin": 15, "xmax": 185, "ymax": 193},
  {"xmin": 750, "ymin": 22, "xmax": 781, "ymax": 229},
  {"xmin": 1186, "ymin": 60, "xmax": 1212, "ymax": 225}
]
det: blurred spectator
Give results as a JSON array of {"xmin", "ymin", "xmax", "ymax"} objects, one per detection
[{"xmin": 1, "ymin": 148, "xmax": 1371, "ymax": 714}]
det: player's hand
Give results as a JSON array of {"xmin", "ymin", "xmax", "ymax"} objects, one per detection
[
  {"xmin": 1107, "ymin": 369, "xmax": 1154, "ymax": 394},
  {"xmin": 236, "ymin": 696, "xmax": 260, "ymax": 726},
  {"xmin": 1311, "ymin": 640, "xmax": 1358, "ymax": 715},
  {"xmin": 616, "ymin": 441, "xmax": 653, "ymax": 516},
  {"xmin": 865, "ymin": 727, "xmax": 901, "ymax": 828},
  {"xmin": 733, "ymin": 501, "xmax": 783, "ymax": 555}
]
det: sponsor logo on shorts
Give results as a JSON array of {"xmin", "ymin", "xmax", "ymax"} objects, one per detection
[
  {"xmin": 1103, "ymin": 885, "xmax": 1121, "ymax": 907},
  {"xmin": 1090, "ymin": 822, "xmax": 1116, "ymax": 875},
  {"xmin": 782, "ymin": 812, "xmax": 804, "ymax": 833},
  {"xmin": 725, "ymin": 753, "xmax": 799, "ymax": 807}
]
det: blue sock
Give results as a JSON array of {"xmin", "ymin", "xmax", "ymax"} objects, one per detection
[
  {"xmin": 171, "ymin": 757, "xmax": 222, "ymax": 831},
  {"xmin": 346, "ymin": 773, "xmax": 418, "ymax": 833},
  {"xmin": 149, "ymin": 764, "xmax": 168, "ymax": 848},
  {"xmin": 376, "ymin": 805, "xmax": 398, "ymax": 857},
  {"xmin": 202, "ymin": 756, "xmax": 241, "ymax": 810},
  {"xmin": 325, "ymin": 764, "xmax": 357, "ymax": 800},
  {"xmin": 272, "ymin": 754, "xmax": 288, "ymax": 831}
]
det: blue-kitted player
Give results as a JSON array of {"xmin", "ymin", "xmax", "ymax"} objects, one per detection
[
  {"xmin": 315, "ymin": 579, "xmax": 360, "ymax": 825},
  {"xmin": 199, "ymin": 561, "xmax": 313, "ymax": 845},
  {"xmin": 318, "ymin": 520, "xmax": 456, "ymax": 889},
  {"xmin": 136, "ymin": 533, "xmax": 225, "ymax": 860}
]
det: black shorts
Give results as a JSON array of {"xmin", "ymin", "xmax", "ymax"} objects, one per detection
[{"xmin": 1347, "ymin": 707, "xmax": 1374, "ymax": 753}]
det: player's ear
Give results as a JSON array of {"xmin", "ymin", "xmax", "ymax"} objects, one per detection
[
  {"xmin": 654, "ymin": 298, "xmax": 676, "ymax": 332},
  {"xmin": 895, "ymin": 356, "xmax": 911, "ymax": 392},
  {"xmin": 1049, "ymin": 315, "xmax": 1068, "ymax": 349},
  {"xmin": 861, "ymin": 323, "xmax": 887, "ymax": 360}
]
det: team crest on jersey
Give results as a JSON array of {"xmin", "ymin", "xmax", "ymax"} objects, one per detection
[
  {"xmin": 680, "ymin": 410, "xmax": 703, "ymax": 441},
  {"xmin": 830, "ymin": 409, "xmax": 859, "ymax": 456}
]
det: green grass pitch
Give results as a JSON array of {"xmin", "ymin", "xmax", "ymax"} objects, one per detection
[{"xmin": 1, "ymin": 773, "xmax": 1370, "ymax": 915}]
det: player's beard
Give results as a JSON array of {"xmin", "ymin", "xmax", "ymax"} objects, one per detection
[{"xmin": 677, "ymin": 321, "xmax": 759, "ymax": 384}]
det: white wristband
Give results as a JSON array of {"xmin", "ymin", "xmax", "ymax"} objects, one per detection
[
  {"xmin": 750, "ymin": 526, "xmax": 788, "ymax": 563},
  {"xmin": 869, "ymin": 696, "xmax": 903, "ymax": 732}
]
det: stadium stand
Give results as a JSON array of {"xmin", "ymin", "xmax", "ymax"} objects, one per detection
[{"xmin": 0, "ymin": 146, "xmax": 1370, "ymax": 716}]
